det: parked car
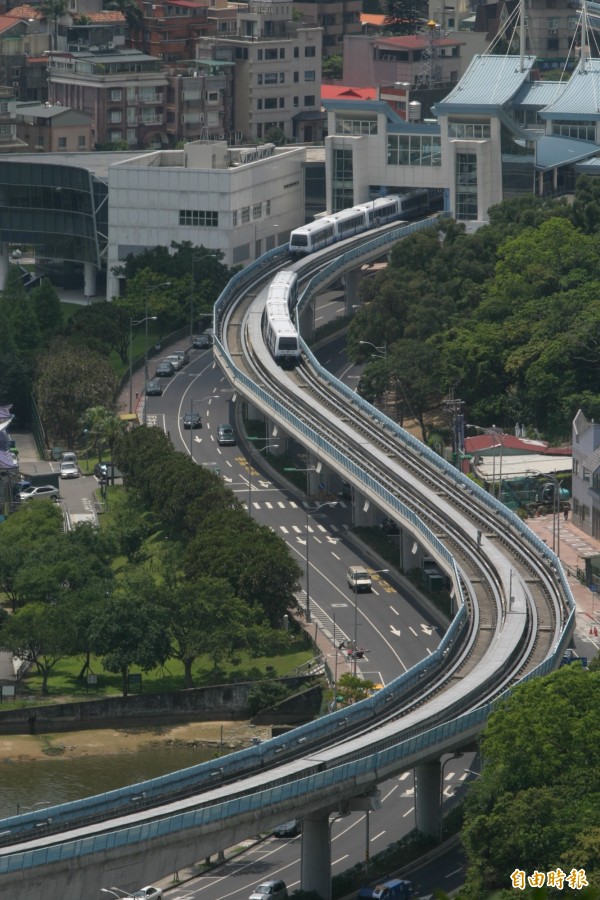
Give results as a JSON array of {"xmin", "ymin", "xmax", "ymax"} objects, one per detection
[
  {"xmin": 164, "ymin": 354, "xmax": 184, "ymax": 371},
  {"xmin": 130, "ymin": 887, "xmax": 163, "ymax": 900},
  {"xmin": 59, "ymin": 461, "xmax": 79, "ymax": 479},
  {"xmin": 61, "ymin": 451, "xmax": 77, "ymax": 464},
  {"xmin": 193, "ymin": 333, "xmax": 212, "ymax": 349},
  {"xmin": 19, "ymin": 484, "xmax": 59, "ymax": 501},
  {"xmin": 145, "ymin": 380, "xmax": 163, "ymax": 396},
  {"xmin": 272, "ymin": 818, "xmax": 301, "ymax": 838},
  {"xmin": 171, "ymin": 349, "xmax": 189, "ymax": 366},
  {"xmin": 217, "ymin": 424, "xmax": 235, "ymax": 445},
  {"xmin": 155, "ymin": 361, "xmax": 175, "ymax": 377},
  {"xmin": 249, "ymin": 880, "xmax": 288, "ymax": 900},
  {"xmin": 183, "ymin": 412, "xmax": 202, "ymax": 429}
]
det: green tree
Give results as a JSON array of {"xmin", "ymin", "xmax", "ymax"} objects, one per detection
[
  {"xmin": 30, "ymin": 278, "xmax": 62, "ymax": 337},
  {"xmin": 34, "ymin": 338, "xmax": 119, "ymax": 447},
  {"xmin": 40, "ymin": 0, "xmax": 67, "ymax": 49},
  {"xmin": 67, "ymin": 300, "xmax": 132, "ymax": 365},
  {"xmin": 79, "ymin": 406, "xmax": 125, "ymax": 463},
  {"xmin": 165, "ymin": 578, "xmax": 250, "ymax": 686},
  {"xmin": 322, "ymin": 54, "xmax": 343, "ymax": 79},
  {"xmin": 0, "ymin": 600, "xmax": 76, "ymax": 693},
  {"xmin": 88, "ymin": 571, "xmax": 170, "ymax": 695},
  {"xmin": 461, "ymin": 666, "xmax": 600, "ymax": 898},
  {"xmin": 0, "ymin": 501, "xmax": 63, "ymax": 610},
  {"xmin": 0, "ymin": 265, "xmax": 40, "ymax": 354}
]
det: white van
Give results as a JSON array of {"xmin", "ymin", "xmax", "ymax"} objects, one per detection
[
  {"xmin": 171, "ymin": 349, "xmax": 189, "ymax": 367},
  {"xmin": 346, "ymin": 565, "xmax": 372, "ymax": 592}
]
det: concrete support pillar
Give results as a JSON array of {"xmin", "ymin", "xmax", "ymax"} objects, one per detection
[
  {"xmin": 538, "ymin": 170, "xmax": 544, "ymax": 196},
  {"xmin": 352, "ymin": 490, "xmax": 371, "ymax": 527},
  {"xmin": 552, "ymin": 167, "xmax": 558, "ymax": 192},
  {"xmin": 306, "ymin": 452, "xmax": 324, "ymax": 497},
  {"xmin": 0, "ymin": 244, "xmax": 9, "ymax": 290},
  {"xmin": 298, "ymin": 300, "xmax": 314, "ymax": 343},
  {"xmin": 84, "ymin": 261, "xmax": 97, "ymax": 298},
  {"xmin": 344, "ymin": 268, "xmax": 361, "ymax": 314},
  {"xmin": 415, "ymin": 760, "xmax": 440, "ymax": 838},
  {"xmin": 301, "ymin": 810, "xmax": 332, "ymax": 900}
]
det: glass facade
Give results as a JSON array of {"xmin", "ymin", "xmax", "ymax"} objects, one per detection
[
  {"xmin": 552, "ymin": 120, "xmax": 596, "ymax": 142},
  {"xmin": 448, "ymin": 121, "xmax": 491, "ymax": 139},
  {"xmin": 387, "ymin": 134, "xmax": 442, "ymax": 167},
  {"xmin": 334, "ymin": 117, "xmax": 377, "ymax": 135},
  {"xmin": 0, "ymin": 162, "xmax": 101, "ymax": 264},
  {"xmin": 332, "ymin": 147, "xmax": 353, "ymax": 212},
  {"xmin": 455, "ymin": 152, "xmax": 478, "ymax": 220}
]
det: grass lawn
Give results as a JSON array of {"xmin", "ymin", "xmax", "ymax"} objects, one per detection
[{"xmin": 18, "ymin": 640, "xmax": 315, "ymax": 701}]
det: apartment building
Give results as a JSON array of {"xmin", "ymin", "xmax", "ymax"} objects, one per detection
[
  {"xmin": 196, "ymin": 0, "xmax": 324, "ymax": 143},
  {"xmin": 165, "ymin": 60, "xmax": 234, "ymax": 144},
  {"xmin": 15, "ymin": 101, "xmax": 92, "ymax": 152},
  {"xmin": 47, "ymin": 48, "xmax": 168, "ymax": 148},
  {"xmin": 293, "ymin": 0, "xmax": 362, "ymax": 56},
  {"xmin": 131, "ymin": 0, "xmax": 212, "ymax": 61}
]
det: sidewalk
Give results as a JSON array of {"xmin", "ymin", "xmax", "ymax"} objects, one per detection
[{"xmin": 524, "ymin": 512, "xmax": 600, "ymax": 655}]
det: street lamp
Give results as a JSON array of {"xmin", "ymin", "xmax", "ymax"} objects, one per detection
[
  {"xmin": 466, "ymin": 423, "xmax": 507, "ymax": 501},
  {"xmin": 526, "ymin": 468, "xmax": 561, "ymax": 556},
  {"xmin": 352, "ymin": 567, "xmax": 389, "ymax": 675},
  {"xmin": 283, "ymin": 462, "xmax": 323, "ymax": 499},
  {"xmin": 188, "ymin": 395, "xmax": 220, "ymax": 462},
  {"xmin": 303, "ymin": 500, "xmax": 338, "ymax": 622},
  {"xmin": 129, "ymin": 315, "xmax": 157, "ymax": 413},
  {"xmin": 439, "ymin": 752, "xmax": 463, "ymax": 842},
  {"xmin": 359, "ymin": 339, "xmax": 387, "ymax": 359},
  {"xmin": 143, "ymin": 281, "xmax": 172, "ymax": 425},
  {"xmin": 247, "ymin": 438, "xmax": 279, "ymax": 516}
]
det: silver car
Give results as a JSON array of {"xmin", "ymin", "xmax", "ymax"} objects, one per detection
[
  {"xmin": 59, "ymin": 461, "xmax": 79, "ymax": 479},
  {"xmin": 19, "ymin": 484, "xmax": 59, "ymax": 501},
  {"xmin": 249, "ymin": 881, "xmax": 288, "ymax": 900}
]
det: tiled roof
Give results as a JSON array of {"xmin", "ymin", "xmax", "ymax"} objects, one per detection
[
  {"xmin": 539, "ymin": 58, "xmax": 600, "ymax": 121},
  {"xmin": 83, "ymin": 10, "xmax": 126, "ymax": 22},
  {"xmin": 535, "ymin": 135, "xmax": 599, "ymax": 171},
  {"xmin": 374, "ymin": 33, "xmax": 463, "ymax": 50},
  {"xmin": 434, "ymin": 53, "xmax": 536, "ymax": 112},
  {"xmin": 0, "ymin": 14, "xmax": 25, "ymax": 33},
  {"xmin": 360, "ymin": 13, "xmax": 386, "ymax": 25},
  {"xmin": 6, "ymin": 4, "xmax": 41, "ymax": 19},
  {"xmin": 321, "ymin": 85, "xmax": 376, "ymax": 100}
]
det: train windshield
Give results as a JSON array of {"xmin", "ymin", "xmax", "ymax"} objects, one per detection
[
  {"xmin": 279, "ymin": 338, "xmax": 298, "ymax": 350},
  {"xmin": 291, "ymin": 234, "xmax": 308, "ymax": 246}
]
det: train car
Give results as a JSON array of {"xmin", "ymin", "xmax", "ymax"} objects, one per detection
[
  {"xmin": 329, "ymin": 206, "xmax": 369, "ymax": 241},
  {"xmin": 289, "ymin": 218, "xmax": 336, "ymax": 256},
  {"xmin": 268, "ymin": 270, "xmax": 299, "ymax": 312},
  {"xmin": 355, "ymin": 195, "xmax": 403, "ymax": 229},
  {"xmin": 264, "ymin": 299, "xmax": 301, "ymax": 368},
  {"xmin": 397, "ymin": 189, "xmax": 431, "ymax": 219}
]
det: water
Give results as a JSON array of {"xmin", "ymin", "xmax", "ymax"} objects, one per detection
[{"xmin": 0, "ymin": 743, "xmax": 216, "ymax": 819}]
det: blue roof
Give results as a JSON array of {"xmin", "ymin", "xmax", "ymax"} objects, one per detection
[
  {"xmin": 512, "ymin": 79, "xmax": 565, "ymax": 109},
  {"xmin": 575, "ymin": 155, "xmax": 600, "ymax": 173},
  {"xmin": 434, "ymin": 54, "xmax": 536, "ymax": 114},
  {"xmin": 535, "ymin": 135, "xmax": 600, "ymax": 171},
  {"xmin": 539, "ymin": 58, "xmax": 600, "ymax": 120}
]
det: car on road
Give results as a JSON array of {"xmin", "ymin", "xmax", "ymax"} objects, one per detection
[
  {"xmin": 61, "ymin": 451, "xmax": 77, "ymax": 464},
  {"xmin": 346, "ymin": 565, "xmax": 372, "ymax": 592},
  {"xmin": 193, "ymin": 333, "xmax": 212, "ymax": 349},
  {"xmin": 59, "ymin": 461, "xmax": 79, "ymax": 479},
  {"xmin": 145, "ymin": 379, "xmax": 163, "ymax": 396},
  {"xmin": 249, "ymin": 880, "xmax": 288, "ymax": 900},
  {"xmin": 19, "ymin": 484, "xmax": 59, "ymax": 501},
  {"xmin": 130, "ymin": 887, "xmax": 163, "ymax": 900},
  {"xmin": 272, "ymin": 818, "xmax": 301, "ymax": 838},
  {"xmin": 155, "ymin": 361, "xmax": 175, "ymax": 377},
  {"xmin": 164, "ymin": 353, "xmax": 184, "ymax": 371},
  {"xmin": 183, "ymin": 411, "xmax": 202, "ymax": 429},
  {"xmin": 217, "ymin": 423, "xmax": 235, "ymax": 445}
]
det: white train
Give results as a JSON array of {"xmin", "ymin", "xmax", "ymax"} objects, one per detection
[
  {"xmin": 264, "ymin": 271, "xmax": 301, "ymax": 368},
  {"xmin": 288, "ymin": 191, "xmax": 431, "ymax": 257}
]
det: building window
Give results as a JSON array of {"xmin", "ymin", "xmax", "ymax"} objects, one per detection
[
  {"xmin": 447, "ymin": 121, "xmax": 491, "ymax": 139},
  {"xmin": 127, "ymin": 129, "xmax": 136, "ymax": 143},
  {"xmin": 455, "ymin": 152, "xmax": 478, "ymax": 220},
  {"xmin": 335, "ymin": 116, "xmax": 377, "ymax": 135},
  {"xmin": 257, "ymin": 123, "xmax": 262, "ymax": 138},
  {"xmin": 109, "ymin": 110, "xmax": 123, "ymax": 123},
  {"xmin": 332, "ymin": 147, "xmax": 354, "ymax": 212},
  {"xmin": 387, "ymin": 133, "xmax": 441, "ymax": 166},
  {"xmin": 58, "ymin": 136, "xmax": 67, "ymax": 149},
  {"xmin": 179, "ymin": 209, "xmax": 219, "ymax": 227},
  {"xmin": 552, "ymin": 119, "xmax": 595, "ymax": 141},
  {"xmin": 257, "ymin": 49, "xmax": 263, "ymax": 59},
  {"xmin": 265, "ymin": 97, "xmax": 276, "ymax": 109},
  {"xmin": 236, "ymin": 47, "xmax": 249, "ymax": 59},
  {"xmin": 257, "ymin": 74, "xmax": 263, "ymax": 85},
  {"xmin": 293, "ymin": 71, "xmax": 299, "ymax": 83},
  {"xmin": 279, "ymin": 48, "xmax": 285, "ymax": 58},
  {"xmin": 583, "ymin": 467, "xmax": 590, "ymax": 483},
  {"xmin": 253, "ymin": 203, "xmax": 262, "ymax": 219},
  {"xmin": 78, "ymin": 135, "xmax": 86, "ymax": 148},
  {"xmin": 265, "ymin": 199, "xmax": 271, "ymax": 215},
  {"xmin": 110, "ymin": 131, "xmax": 122, "ymax": 143},
  {"xmin": 241, "ymin": 206, "xmax": 250, "ymax": 223},
  {"xmin": 110, "ymin": 89, "xmax": 122, "ymax": 101},
  {"xmin": 304, "ymin": 95, "xmax": 315, "ymax": 106},
  {"xmin": 233, "ymin": 210, "xmax": 238, "ymax": 226},
  {"xmin": 304, "ymin": 70, "xmax": 315, "ymax": 81},
  {"xmin": 305, "ymin": 46, "xmax": 316, "ymax": 57},
  {"xmin": 293, "ymin": 96, "xmax": 299, "ymax": 107},
  {"xmin": 279, "ymin": 72, "xmax": 285, "ymax": 83},
  {"xmin": 265, "ymin": 48, "xmax": 278, "ymax": 60},
  {"xmin": 257, "ymin": 99, "xmax": 263, "ymax": 110},
  {"xmin": 11, "ymin": 67, "xmax": 20, "ymax": 78},
  {"xmin": 294, "ymin": 46, "xmax": 299, "ymax": 58},
  {"xmin": 264, "ymin": 72, "xmax": 278, "ymax": 84},
  {"xmin": 127, "ymin": 87, "xmax": 136, "ymax": 102},
  {"xmin": 279, "ymin": 97, "xmax": 284, "ymax": 108}
]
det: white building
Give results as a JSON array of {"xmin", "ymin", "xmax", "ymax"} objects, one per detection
[{"xmin": 107, "ymin": 139, "xmax": 305, "ymax": 297}]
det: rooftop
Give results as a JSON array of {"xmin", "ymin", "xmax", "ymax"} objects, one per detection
[{"xmin": 434, "ymin": 53, "xmax": 536, "ymax": 112}]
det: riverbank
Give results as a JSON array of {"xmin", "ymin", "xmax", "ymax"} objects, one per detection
[{"xmin": 0, "ymin": 720, "xmax": 269, "ymax": 763}]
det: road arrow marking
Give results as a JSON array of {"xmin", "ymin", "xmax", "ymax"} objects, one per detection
[
  {"xmin": 420, "ymin": 624, "xmax": 435, "ymax": 636},
  {"xmin": 390, "ymin": 625, "xmax": 401, "ymax": 636}
]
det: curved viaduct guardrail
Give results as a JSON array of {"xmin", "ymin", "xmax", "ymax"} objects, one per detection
[{"xmin": 0, "ymin": 221, "xmax": 575, "ymax": 882}]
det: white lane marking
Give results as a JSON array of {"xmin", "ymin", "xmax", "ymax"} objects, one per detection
[
  {"xmin": 409, "ymin": 626, "xmax": 418, "ymax": 636},
  {"xmin": 390, "ymin": 606, "xmax": 399, "ymax": 615},
  {"xmin": 371, "ymin": 830, "xmax": 386, "ymax": 842},
  {"xmin": 280, "ymin": 526, "xmax": 289, "ymax": 534}
]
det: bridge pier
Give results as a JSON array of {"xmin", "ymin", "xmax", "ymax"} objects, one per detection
[
  {"xmin": 415, "ymin": 760, "xmax": 440, "ymax": 838},
  {"xmin": 301, "ymin": 809, "xmax": 332, "ymax": 899},
  {"xmin": 343, "ymin": 268, "xmax": 361, "ymax": 314}
]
